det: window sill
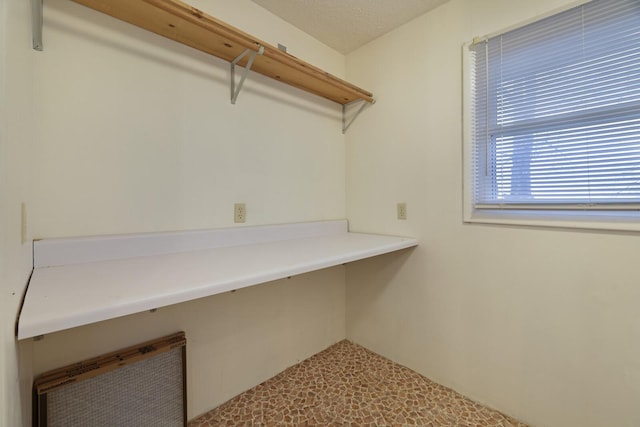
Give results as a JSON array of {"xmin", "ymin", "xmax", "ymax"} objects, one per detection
[{"xmin": 465, "ymin": 208, "xmax": 640, "ymax": 233}]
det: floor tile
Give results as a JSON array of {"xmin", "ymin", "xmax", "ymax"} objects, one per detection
[{"xmin": 189, "ymin": 340, "xmax": 528, "ymax": 427}]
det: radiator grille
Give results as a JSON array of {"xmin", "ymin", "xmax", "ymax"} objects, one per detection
[{"xmin": 33, "ymin": 332, "xmax": 186, "ymax": 427}]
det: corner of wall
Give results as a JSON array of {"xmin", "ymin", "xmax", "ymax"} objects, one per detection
[{"xmin": 1, "ymin": 0, "xmax": 38, "ymax": 425}]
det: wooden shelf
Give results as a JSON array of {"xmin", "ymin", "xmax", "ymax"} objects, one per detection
[
  {"xmin": 69, "ymin": 0, "xmax": 374, "ymax": 105},
  {"xmin": 17, "ymin": 221, "xmax": 416, "ymax": 340}
]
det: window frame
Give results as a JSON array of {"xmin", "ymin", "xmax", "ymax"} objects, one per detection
[{"xmin": 462, "ymin": 0, "xmax": 640, "ymax": 232}]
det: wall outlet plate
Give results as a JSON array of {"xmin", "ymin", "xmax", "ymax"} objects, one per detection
[
  {"xmin": 397, "ymin": 202, "xmax": 407, "ymax": 220},
  {"xmin": 234, "ymin": 203, "xmax": 246, "ymax": 223},
  {"xmin": 21, "ymin": 203, "xmax": 27, "ymax": 244}
]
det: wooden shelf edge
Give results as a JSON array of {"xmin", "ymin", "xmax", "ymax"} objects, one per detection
[{"xmin": 70, "ymin": 0, "xmax": 374, "ymax": 105}]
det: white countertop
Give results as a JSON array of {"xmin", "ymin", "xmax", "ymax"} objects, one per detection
[{"xmin": 18, "ymin": 221, "xmax": 417, "ymax": 340}]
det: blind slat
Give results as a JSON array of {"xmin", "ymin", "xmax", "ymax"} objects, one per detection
[{"xmin": 470, "ymin": 0, "xmax": 640, "ymax": 208}]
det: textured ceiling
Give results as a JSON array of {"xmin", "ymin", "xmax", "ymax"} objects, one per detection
[{"xmin": 251, "ymin": 0, "xmax": 450, "ymax": 54}]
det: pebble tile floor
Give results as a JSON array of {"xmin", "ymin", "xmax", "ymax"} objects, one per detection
[{"xmin": 189, "ymin": 340, "xmax": 528, "ymax": 427}]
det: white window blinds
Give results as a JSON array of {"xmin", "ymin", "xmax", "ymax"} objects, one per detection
[{"xmin": 469, "ymin": 0, "xmax": 640, "ymax": 210}]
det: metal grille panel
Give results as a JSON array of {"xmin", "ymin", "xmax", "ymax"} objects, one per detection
[{"xmin": 34, "ymin": 332, "xmax": 186, "ymax": 427}]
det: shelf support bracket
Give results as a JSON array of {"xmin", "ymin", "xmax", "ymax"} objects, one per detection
[
  {"xmin": 342, "ymin": 99, "xmax": 375, "ymax": 134},
  {"xmin": 230, "ymin": 46, "xmax": 264, "ymax": 104},
  {"xmin": 31, "ymin": 0, "xmax": 44, "ymax": 51}
]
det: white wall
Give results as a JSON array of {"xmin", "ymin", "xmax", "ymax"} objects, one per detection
[
  {"xmin": 1, "ymin": 0, "xmax": 37, "ymax": 426},
  {"xmin": 8, "ymin": 0, "xmax": 351, "ymax": 423},
  {"xmin": 346, "ymin": 1, "xmax": 640, "ymax": 426},
  {"xmin": 32, "ymin": 0, "xmax": 346, "ymax": 238},
  {"xmin": 1, "ymin": 1, "xmax": 7, "ymax": 420},
  {"xmin": 31, "ymin": 267, "xmax": 346, "ymax": 420}
]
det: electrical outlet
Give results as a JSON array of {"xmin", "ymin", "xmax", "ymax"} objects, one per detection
[
  {"xmin": 234, "ymin": 203, "xmax": 246, "ymax": 223},
  {"xmin": 397, "ymin": 202, "xmax": 407, "ymax": 220},
  {"xmin": 21, "ymin": 203, "xmax": 27, "ymax": 244}
]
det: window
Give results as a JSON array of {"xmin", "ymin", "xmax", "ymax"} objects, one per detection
[{"xmin": 463, "ymin": 0, "xmax": 640, "ymax": 230}]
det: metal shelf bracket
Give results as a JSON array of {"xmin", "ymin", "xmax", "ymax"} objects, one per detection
[
  {"xmin": 230, "ymin": 45, "xmax": 264, "ymax": 104},
  {"xmin": 342, "ymin": 99, "xmax": 375, "ymax": 134},
  {"xmin": 31, "ymin": 0, "xmax": 44, "ymax": 51}
]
